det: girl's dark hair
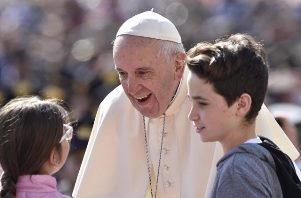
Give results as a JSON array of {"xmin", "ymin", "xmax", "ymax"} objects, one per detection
[{"xmin": 0, "ymin": 96, "xmax": 70, "ymax": 198}]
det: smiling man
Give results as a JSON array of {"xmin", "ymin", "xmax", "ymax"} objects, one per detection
[
  {"xmin": 73, "ymin": 11, "xmax": 299, "ymax": 198},
  {"xmin": 113, "ymin": 35, "xmax": 185, "ymax": 118}
]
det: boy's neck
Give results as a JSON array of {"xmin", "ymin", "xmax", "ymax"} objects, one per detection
[{"xmin": 221, "ymin": 124, "xmax": 256, "ymax": 154}]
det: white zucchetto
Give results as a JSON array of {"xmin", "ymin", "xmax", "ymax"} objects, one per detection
[{"xmin": 116, "ymin": 10, "xmax": 182, "ymax": 44}]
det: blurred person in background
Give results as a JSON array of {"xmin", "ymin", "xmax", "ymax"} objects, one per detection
[
  {"xmin": 269, "ymin": 103, "xmax": 301, "ymax": 170},
  {"xmin": 73, "ymin": 10, "xmax": 298, "ymax": 198}
]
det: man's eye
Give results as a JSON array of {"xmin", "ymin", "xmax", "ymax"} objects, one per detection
[
  {"xmin": 118, "ymin": 71, "xmax": 127, "ymax": 78},
  {"xmin": 139, "ymin": 71, "xmax": 147, "ymax": 75},
  {"xmin": 137, "ymin": 71, "xmax": 151, "ymax": 78}
]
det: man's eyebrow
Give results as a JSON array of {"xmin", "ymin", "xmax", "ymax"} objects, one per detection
[
  {"xmin": 134, "ymin": 66, "xmax": 153, "ymax": 70},
  {"xmin": 115, "ymin": 67, "xmax": 124, "ymax": 71},
  {"xmin": 136, "ymin": 67, "xmax": 153, "ymax": 72},
  {"xmin": 115, "ymin": 66, "xmax": 151, "ymax": 70}
]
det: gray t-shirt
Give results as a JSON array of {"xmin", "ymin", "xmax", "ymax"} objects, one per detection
[{"xmin": 211, "ymin": 143, "xmax": 282, "ymax": 198}]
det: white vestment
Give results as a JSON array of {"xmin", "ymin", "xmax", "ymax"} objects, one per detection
[{"xmin": 73, "ymin": 70, "xmax": 299, "ymax": 198}]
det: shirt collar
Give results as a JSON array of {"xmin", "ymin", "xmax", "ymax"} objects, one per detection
[
  {"xmin": 244, "ymin": 136, "xmax": 262, "ymax": 144},
  {"xmin": 164, "ymin": 67, "xmax": 188, "ymax": 116}
]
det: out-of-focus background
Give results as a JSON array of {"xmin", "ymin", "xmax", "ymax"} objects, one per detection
[{"xmin": 0, "ymin": 0, "xmax": 301, "ymax": 195}]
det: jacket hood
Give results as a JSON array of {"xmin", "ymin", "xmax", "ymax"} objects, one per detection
[{"xmin": 217, "ymin": 143, "xmax": 276, "ymax": 170}]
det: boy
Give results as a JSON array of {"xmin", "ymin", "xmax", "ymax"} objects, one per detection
[{"xmin": 186, "ymin": 33, "xmax": 300, "ymax": 197}]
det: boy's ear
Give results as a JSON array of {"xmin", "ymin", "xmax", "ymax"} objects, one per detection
[
  {"xmin": 236, "ymin": 93, "xmax": 252, "ymax": 117},
  {"xmin": 174, "ymin": 52, "xmax": 186, "ymax": 80}
]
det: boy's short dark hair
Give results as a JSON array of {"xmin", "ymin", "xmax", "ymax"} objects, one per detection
[{"xmin": 187, "ymin": 33, "xmax": 268, "ymax": 122}]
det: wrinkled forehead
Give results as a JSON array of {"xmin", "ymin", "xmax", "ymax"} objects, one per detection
[{"xmin": 113, "ymin": 35, "xmax": 160, "ymax": 67}]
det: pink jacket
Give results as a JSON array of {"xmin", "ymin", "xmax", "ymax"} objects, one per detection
[{"xmin": 16, "ymin": 175, "xmax": 70, "ymax": 198}]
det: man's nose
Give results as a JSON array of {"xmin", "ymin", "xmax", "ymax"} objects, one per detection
[{"xmin": 126, "ymin": 76, "xmax": 139, "ymax": 94}]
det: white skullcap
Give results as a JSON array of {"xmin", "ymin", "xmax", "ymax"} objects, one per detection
[
  {"xmin": 269, "ymin": 103, "xmax": 301, "ymax": 125},
  {"xmin": 116, "ymin": 10, "xmax": 182, "ymax": 44}
]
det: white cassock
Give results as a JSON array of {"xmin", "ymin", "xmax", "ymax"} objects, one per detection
[{"xmin": 73, "ymin": 69, "xmax": 299, "ymax": 198}]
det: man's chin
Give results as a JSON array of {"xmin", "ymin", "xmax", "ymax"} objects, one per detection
[
  {"xmin": 136, "ymin": 108, "xmax": 160, "ymax": 118},
  {"xmin": 130, "ymin": 100, "xmax": 161, "ymax": 118}
]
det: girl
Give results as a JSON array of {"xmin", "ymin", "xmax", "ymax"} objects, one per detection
[{"xmin": 0, "ymin": 96, "xmax": 72, "ymax": 198}]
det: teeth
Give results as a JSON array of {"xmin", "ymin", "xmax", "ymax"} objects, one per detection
[{"xmin": 136, "ymin": 95, "xmax": 148, "ymax": 100}]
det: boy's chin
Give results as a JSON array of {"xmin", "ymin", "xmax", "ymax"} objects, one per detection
[{"xmin": 199, "ymin": 135, "xmax": 216, "ymax": 143}]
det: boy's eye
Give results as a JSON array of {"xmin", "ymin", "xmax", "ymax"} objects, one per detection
[{"xmin": 198, "ymin": 102, "xmax": 208, "ymax": 106}]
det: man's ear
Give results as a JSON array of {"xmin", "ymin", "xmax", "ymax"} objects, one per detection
[
  {"xmin": 174, "ymin": 52, "xmax": 186, "ymax": 80},
  {"xmin": 236, "ymin": 93, "xmax": 252, "ymax": 117}
]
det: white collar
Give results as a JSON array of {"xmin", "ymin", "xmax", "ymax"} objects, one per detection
[
  {"xmin": 244, "ymin": 136, "xmax": 262, "ymax": 144},
  {"xmin": 164, "ymin": 67, "xmax": 188, "ymax": 116}
]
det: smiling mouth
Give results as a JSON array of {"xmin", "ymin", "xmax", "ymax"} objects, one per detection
[
  {"xmin": 196, "ymin": 127, "xmax": 205, "ymax": 132},
  {"xmin": 135, "ymin": 94, "xmax": 151, "ymax": 103}
]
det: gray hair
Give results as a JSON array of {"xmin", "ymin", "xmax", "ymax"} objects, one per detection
[{"xmin": 153, "ymin": 39, "xmax": 185, "ymax": 63}]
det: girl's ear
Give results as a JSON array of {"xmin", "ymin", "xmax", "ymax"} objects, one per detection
[
  {"xmin": 39, "ymin": 148, "xmax": 60, "ymax": 175},
  {"xmin": 49, "ymin": 148, "xmax": 60, "ymax": 167},
  {"xmin": 236, "ymin": 93, "xmax": 252, "ymax": 117},
  {"xmin": 174, "ymin": 52, "xmax": 186, "ymax": 80}
]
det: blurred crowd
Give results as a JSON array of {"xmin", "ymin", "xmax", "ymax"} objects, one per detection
[{"xmin": 1, "ymin": 0, "xmax": 301, "ymax": 195}]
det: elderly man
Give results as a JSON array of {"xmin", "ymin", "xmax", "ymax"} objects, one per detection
[{"xmin": 73, "ymin": 11, "xmax": 298, "ymax": 198}]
